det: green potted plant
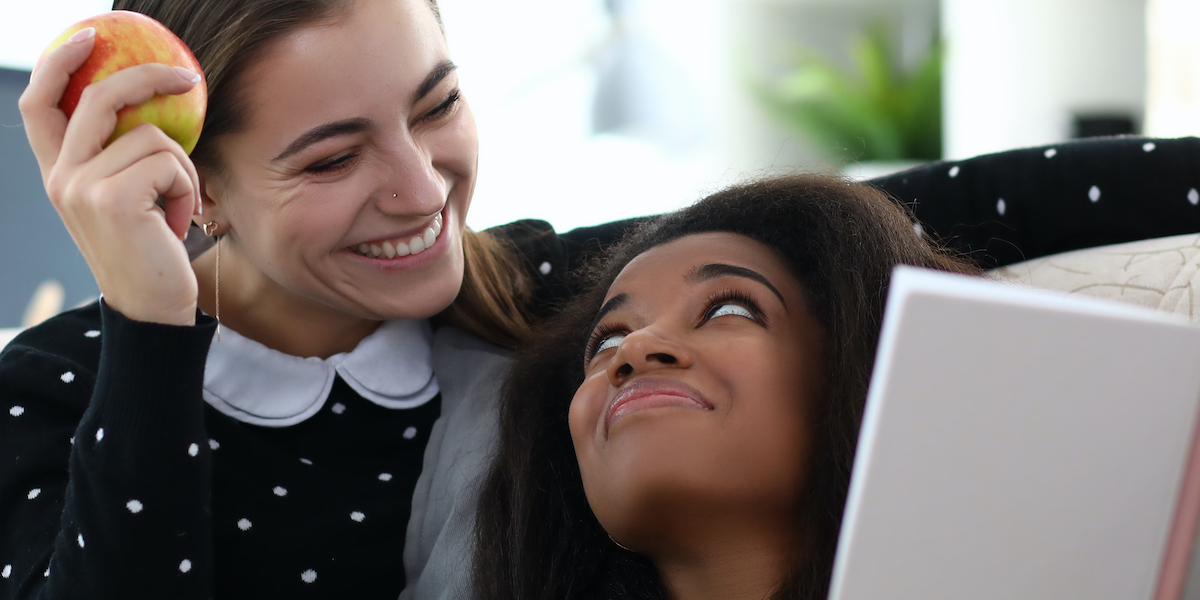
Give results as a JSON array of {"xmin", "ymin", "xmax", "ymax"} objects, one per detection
[{"xmin": 754, "ymin": 22, "xmax": 942, "ymax": 164}]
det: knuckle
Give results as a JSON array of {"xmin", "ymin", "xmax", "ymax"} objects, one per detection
[{"xmin": 76, "ymin": 82, "xmax": 107, "ymax": 108}]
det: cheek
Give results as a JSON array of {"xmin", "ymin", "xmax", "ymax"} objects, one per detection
[{"xmin": 568, "ymin": 375, "xmax": 606, "ymax": 455}]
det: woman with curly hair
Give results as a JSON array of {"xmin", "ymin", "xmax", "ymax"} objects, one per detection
[{"xmin": 475, "ymin": 173, "xmax": 980, "ymax": 600}]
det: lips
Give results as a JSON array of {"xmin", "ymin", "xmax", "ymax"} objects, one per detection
[{"xmin": 606, "ymin": 377, "xmax": 713, "ymax": 433}]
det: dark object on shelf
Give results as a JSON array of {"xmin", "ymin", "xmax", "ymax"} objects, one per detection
[{"xmin": 1072, "ymin": 113, "xmax": 1136, "ymax": 139}]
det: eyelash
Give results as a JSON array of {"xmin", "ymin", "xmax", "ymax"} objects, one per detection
[
  {"xmin": 425, "ymin": 89, "xmax": 461, "ymax": 121},
  {"xmin": 305, "ymin": 152, "xmax": 359, "ymax": 174},
  {"xmin": 302, "ymin": 89, "xmax": 461, "ymax": 174},
  {"xmin": 582, "ymin": 288, "xmax": 766, "ymax": 364},
  {"xmin": 702, "ymin": 289, "xmax": 766, "ymax": 324},
  {"xmin": 584, "ymin": 322, "xmax": 627, "ymax": 364}
]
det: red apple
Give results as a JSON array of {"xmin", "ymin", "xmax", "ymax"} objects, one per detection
[{"xmin": 38, "ymin": 11, "xmax": 207, "ymax": 154}]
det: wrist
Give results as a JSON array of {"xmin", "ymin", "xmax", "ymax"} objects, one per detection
[{"xmin": 100, "ymin": 296, "xmax": 198, "ymax": 327}]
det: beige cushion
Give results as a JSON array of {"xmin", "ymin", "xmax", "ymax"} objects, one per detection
[{"xmin": 990, "ymin": 233, "xmax": 1200, "ymax": 324}]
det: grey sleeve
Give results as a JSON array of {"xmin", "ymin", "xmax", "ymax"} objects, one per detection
[{"xmin": 401, "ymin": 327, "xmax": 508, "ymax": 600}]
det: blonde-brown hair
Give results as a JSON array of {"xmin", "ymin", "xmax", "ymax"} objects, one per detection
[{"xmin": 116, "ymin": 0, "xmax": 534, "ymax": 347}]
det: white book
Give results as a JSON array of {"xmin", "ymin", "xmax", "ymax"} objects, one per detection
[{"xmin": 828, "ymin": 266, "xmax": 1200, "ymax": 600}]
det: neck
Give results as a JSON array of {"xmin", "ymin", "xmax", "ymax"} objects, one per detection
[
  {"xmin": 192, "ymin": 240, "xmax": 380, "ymax": 358},
  {"xmin": 649, "ymin": 514, "xmax": 799, "ymax": 600}
]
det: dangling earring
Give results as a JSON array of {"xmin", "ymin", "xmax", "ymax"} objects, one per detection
[{"xmin": 202, "ymin": 221, "xmax": 221, "ymax": 341}]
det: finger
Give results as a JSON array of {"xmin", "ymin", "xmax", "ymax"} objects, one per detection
[
  {"xmin": 17, "ymin": 29, "xmax": 97, "ymax": 177},
  {"xmin": 57, "ymin": 62, "xmax": 200, "ymax": 169},
  {"xmin": 89, "ymin": 151, "xmax": 197, "ymax": 239},
  {"xmin": 81, "ymin": 122, "xmax": 201, "ymax": 215}
]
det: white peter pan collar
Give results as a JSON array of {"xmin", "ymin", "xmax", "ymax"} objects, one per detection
[{"xmin": 202, "ymin": 319, "xmax": 440, "ymax": 427}]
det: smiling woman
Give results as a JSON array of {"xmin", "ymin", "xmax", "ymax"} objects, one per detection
[
  {"xmin": 1, "ymin": 0, "xmax": 632, "ymax": 599},
  {"xmin": 475, "ymin": 173, "xmax": 981, "ymax": 600}
]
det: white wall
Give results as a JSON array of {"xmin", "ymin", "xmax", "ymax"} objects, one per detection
[
  {"xmin": 1144, "ymin": 0, "xmax": 1200, "ymax": 137},
  {"xmin": 942, "ymin": 0, "xmax": 1145, "ymax": 160},
  {"xmin": 0, "ymin": 0, "xmax": 112, "ymax": 71},
  {"xmin": 441, "ymin": 0, "xmax": 734, "ymax": 232}
]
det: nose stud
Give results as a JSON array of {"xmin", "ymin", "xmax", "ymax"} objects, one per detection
[{"xmin": 392, "ymin": 193, "xmax": 398, "ymax": 198}]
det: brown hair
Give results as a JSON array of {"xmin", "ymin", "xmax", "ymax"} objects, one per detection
[
  {"xmin": 116, "ymin": 0, "xmax": 533, "ymax": 347},
  {"xmin": 474, "ymin": 173, "xmax": 982, "ymax": 600}
]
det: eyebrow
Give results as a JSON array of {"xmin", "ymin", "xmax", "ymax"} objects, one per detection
[
  {"xmin": 588, "ymin": 293, "xmax": 629, "ymax": 334},
  {"xmin": 413, "ymin": 60, "xmax": 457, "ymax": 105},
  {"xmin": 271, "ymin": 60, "xmax": 458, "ymax": 162},
  {"xmin": 685, "ymin": 263, "xmax": 787, "ymax": 307}
]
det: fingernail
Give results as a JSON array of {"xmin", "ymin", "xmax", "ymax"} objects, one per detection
[
  {"xmin": 173, "ymin": 66, "xmax": 201, "ymax": 84},
  {"xmin": 67, "ymin": 28, "xmax": 96, "ymax": 44}
]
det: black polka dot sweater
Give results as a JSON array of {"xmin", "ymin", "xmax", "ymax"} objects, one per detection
[
  {"xmin": 0, "ymin": 219, "xmax": 631, "ymax": 600},
  {"xmin": 869, "ymin": 136, "xmax": 1200, "ymax": 268},
  {"xmin": 1, "ymin": 302, "xmax": 443, "ymax": 598}
]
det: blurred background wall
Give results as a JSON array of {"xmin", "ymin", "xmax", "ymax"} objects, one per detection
[{"xmin": 0, "ymin": 0, "xmax": 1194, "ymax": 328}]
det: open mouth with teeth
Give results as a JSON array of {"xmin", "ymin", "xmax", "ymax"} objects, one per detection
[{"xmin": 350, "ymin": 213, "xmax": 444, "ymax": 259}]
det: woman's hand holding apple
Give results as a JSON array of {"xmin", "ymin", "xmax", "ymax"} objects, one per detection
[{"xmin": 19, "ymin": 28, "xmax": 205, "ymax": 326}]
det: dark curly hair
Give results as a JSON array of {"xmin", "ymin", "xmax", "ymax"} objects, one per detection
[{"xmin": 474, "ymin": 173, "xmax": 981, "ymax": 599}]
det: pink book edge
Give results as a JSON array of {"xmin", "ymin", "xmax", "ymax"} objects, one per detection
[{"xmin": 1155, "ymin": 403, "xmax": 1200, "ymax": 600}]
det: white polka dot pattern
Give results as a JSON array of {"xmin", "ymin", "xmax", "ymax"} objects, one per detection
[
  {"xmin": 43, "ymin": 567, "xmax": 48, "ymax": 577},
  {"xmin": 300, "ymin": 458, "xmax": 313, "ymax": 465},
  {"xmin": 913, "ymin": 223, "xmax": 923, "ymax": 237},
  {"xmin": 179, "ymin": 559, "xmax": 192, "ymax": 573},
  {"xmin": 1089, "ymin": 186, "xmax": 1102, "ymax": 202},
  {"xmin": 208, "ymin": 439, "xmax": 220, "ymax": 450},
  {"xmin": 331, "ymin": 403, "xmax": 346, "ymax": 415},
  {"xmin": 238, "ymin": 518, "xmax": 252, "ymax": 531},
  {"xmin": 539, "ymin": 261, "xmax": 552, "ymax": 275},
  {"xmin": 188, "ymin": 443, "xmax": 199, "ymax": 457},
  {"xmin": 273, "ymin": 486, "xmax": 288, "ymax": 497},
  {"xmin": 948, "ymin": 166, "xmax": 960, "ymax": 178},
  {"xmin": 27, "ymin": 488, "xmax": 40, "ymax": 500},
  {"xmin": 1144, "ymin": 142, "xmax": 1157, "ymax": 152},
  {"xmin": 1190, "ymin": 189, "xmax": 1199, "ymax": 206},
  {"xmin": 60, "ymin": 372, "xmax": 74, "ymax": 383},
  {"xmin": 10, "ymin": 406, "xmax": 24, "ymax": 417},
  {"xmin": 84, "ymin": 330, "xmax": 100, "ymax": 338},
  {"xmin": 402, "ymin": 426, "xmax": 418, "ymax": 440},
  {"xmin": 126, "ymin": 500, "xmax": 143, "ymax": 513},
  {"xmin": 1044, "ymin": 148, "xmax": 1057, "ymax": 158},
  {"xmin": 351, "ymin": 511, "xmax": 365, "ymax": 522},
  {"xmin": 1, "ymin": 564, "xmax": 9, "ymax": 578},
  {"xmin": 997, "ymin": 198, "xmax": 1007, "ymax": 216},
  {"xmin": 378, "ymin": 473, "xmax": 393, "ymax": 482},
  {"xmin": 76, "ymin": 534, "xmax": 84, "ymax": 548},
  {"xmin": 95, "ymin": 428, "xmax": 104, "ymax": 442},
  {"xmin": 301, "ymin": 569, "xmax": 317, "ymax": 583}
]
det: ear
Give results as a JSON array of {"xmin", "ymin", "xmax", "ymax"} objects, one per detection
[{"xmin": 192, "ymin": 173, "xmax": 228, "ymax": 231}]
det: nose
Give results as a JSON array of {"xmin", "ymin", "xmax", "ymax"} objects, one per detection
[
  {"xmin": 376, "ymin": 135, "xmax": 448, "ymax": 217},
  {"xmin": 606, "ymin": 327, "xmax": 694, "ymax": 387}
]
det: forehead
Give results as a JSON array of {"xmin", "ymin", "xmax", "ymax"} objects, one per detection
[
  {"xmin": 236, "ymin": 0, "xmax": 447, "ymax": 144},
  {"xmin": 607, "ymin": 232, "xmax": 797, "ymax": 299}
]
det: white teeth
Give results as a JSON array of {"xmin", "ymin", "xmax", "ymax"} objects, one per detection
[{"xmin": 355, "ymin": 213, "xmax": 442, "ymax": 258}]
